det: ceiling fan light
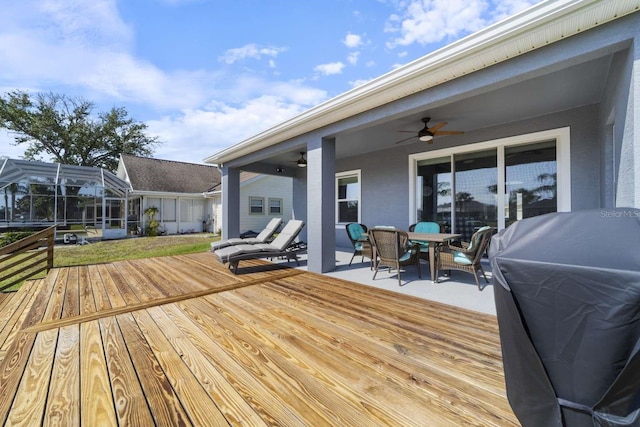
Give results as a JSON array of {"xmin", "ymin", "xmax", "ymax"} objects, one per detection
[
  {"xmin": 297, "ymin": 152, "xmax": 307, "ymax": 168},
  {"xmin": 419, "ymin": 134, "xmax": 434, "ymax": 142}
]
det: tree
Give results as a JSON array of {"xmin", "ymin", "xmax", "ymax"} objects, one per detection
[{"xmin": 0, "ymin": 90, "xmax": 160, "ymax": 172}]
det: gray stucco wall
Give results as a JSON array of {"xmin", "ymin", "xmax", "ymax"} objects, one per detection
[
  {"xmin": 600, "ymin": 47, "xmax": 635, "ymax": 208},
  {"xmin": 334, "ymin": 104, "xmax": 602, "ymax": 248}
]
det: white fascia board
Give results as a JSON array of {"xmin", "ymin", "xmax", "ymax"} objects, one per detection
[{"xmin": 129, "ymin": 190, "xmax": 206, "ymax": 198}]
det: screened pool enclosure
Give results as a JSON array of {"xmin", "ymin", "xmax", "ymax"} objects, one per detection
[{"xmin": 0, "ymin": 158, "xmax": 130, "ymax": 240}]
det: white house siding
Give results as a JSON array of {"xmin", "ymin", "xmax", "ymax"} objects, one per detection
[
  {"xmin": 213, "ymin": 199, "xmax": 222, "ymax": 234},
  {"xmin": 240, "ymin": 175, "xmax": 293, "ymax": 234},
  {"xmin": 141, "ymin": 195, "xmax": 214, "ymax": 235}
]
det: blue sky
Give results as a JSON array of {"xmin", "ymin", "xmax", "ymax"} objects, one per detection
[{"xmin": 0, "ymin": 0, "xmax": 539, "ymax": 164}]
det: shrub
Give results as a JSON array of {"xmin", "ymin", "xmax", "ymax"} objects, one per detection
[{"xmin": 0, "ymin": 231, "xmax": 34, "ymax": 248}]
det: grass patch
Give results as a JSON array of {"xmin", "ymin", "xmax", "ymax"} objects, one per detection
[
  {"xmin": 1, "ymin": 234, "xmax": 220, "ymax": 291},
  {"xmin": 54, "ymin": 234, "xmax": 218, "ymax": 266}
]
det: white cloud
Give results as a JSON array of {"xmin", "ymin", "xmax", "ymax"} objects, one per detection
[
  {"xmin": 490, "ymin": 0, "xmax": 539, "ymax": 22},
  {"xmin": 343, "ymin": 33, "xmax": 363, "ymax": 48},
  {"xmin": 314, "ymin": 62, "xmax": 345, "ymax": 76},
  {"xmin": 349, "ymin": 79, "xmax": 371, "ymax": 88},
  {"xmin": 384, "ymin": 0, "xmax": 539, "ymax": 49},
  {"xmin": 347, "ymin": 51, "xmax": 360, "ymax": 65},
  {"xmin": 386, "ymin": 0, "xmax": 487, "ymax": 48},
  {"xmin": 38, "ymin": 0, "xmax": 133, "ymax": 49},
  {"xmin": 0, "ymin": 130, "xmax": 27, "ymax": 160},
  {"xmin": 218, "ymin": 44, "xmax": 287, "ymax": 65},
  {"xmin": 147, "ymin": 95, "xmax": 312, "ymax": 163}
]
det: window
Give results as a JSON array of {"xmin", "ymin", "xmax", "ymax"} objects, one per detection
[
  {"xmin": 336, "ymin": 170, "xmax": 361, "ymax": 224},
  {"xmin": 268, "ymin": 198, "xmax": 282, "ymax": 215},
  {"xmin": 162, "ymin": 198, "xmax": 176, "ymax": 222},
  {"xmin": 249, "ymin": 197, "xmax": 264, "ymax": 215},
  {"xmin": 180, "ymin": 199, "xmax": 205, "ymax": 222}
]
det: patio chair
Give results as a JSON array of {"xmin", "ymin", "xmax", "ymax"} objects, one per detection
[
  {"xmin": 214, "ymin": 219, "xmax": 306, "ymax": 273},
  {"xmin": 408, "ymin": 221, "xmax": 442, "ymax": 261},
  {"xmin": 210, "ymin": 217, "xmax": 282, "ymax": 251},
  {"xmin": 368, "ymin": 228, "xmax": 421, "ymax": 286},
  {"xmin": 435, "ymin": 226, "xmax": 495, "ymax": 290},
  {"xmin": 345, "ymin": 223, "xmax": 374, "ymax": 267}
]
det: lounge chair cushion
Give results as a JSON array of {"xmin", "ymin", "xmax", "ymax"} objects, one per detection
[
  {"xmin": 210, "ymin": 218, "xmax": 282, "ymax": 251},
  {"xmin": 215, "ymin": 243, "xmax": 275, "ymax": 259},
  {"xmin": 214, "ymin": 219, "xmax": 305, "ymax": 264}
]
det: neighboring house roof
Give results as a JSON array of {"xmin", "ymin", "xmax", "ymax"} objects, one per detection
[
  {"xmin": 120, "ymin": 155, "xmax": 220, "ymax": 194},
  {"xmin": 204, "ymin": 0, "xmax": 638, "ymax": 165},
  {"xmin": 207, "ymin": 171, "xmax": 262, "ymax": 193}
]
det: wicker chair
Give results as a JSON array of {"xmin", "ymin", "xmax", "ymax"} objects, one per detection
[
  {"xmin": 408, "ymin": 221, "xmax": 442, "ymax": 261},
  {"xmin": 435, "ymin": 226, "xmax": 495, "ymax": 290},
  {"xmin": 368, "ymin": 228, "xmax": 421, "ymax": 286},
  {"xmin": 345, "ymin": 223, "xmax": 374, "ymax": 267}
]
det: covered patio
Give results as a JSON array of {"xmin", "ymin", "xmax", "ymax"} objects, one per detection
[
  {"xmin": 0, "ymin": 253, "xmax": 516, "ymax": 425},
  {"xmin": 205, "ymin": 0, "xmax": 640, "ymax": 275}
]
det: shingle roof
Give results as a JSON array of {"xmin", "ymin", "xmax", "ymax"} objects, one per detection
[
  {"xmin": 121, "ymin": 155, "xmax": 220, "ymax": 193},
  {"xmin": 207, "ymin": 171, "xmax": 260, "ymax": 192}
]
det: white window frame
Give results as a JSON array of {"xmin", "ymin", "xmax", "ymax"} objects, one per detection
[
  {"xmin": 335, "ymin": 169, "xmax": 362, "ymax": 225},
  {"xmin": 162, "ymin": 198, "xmax": 176, "ymax": 222},
  {"xmin": 249, "ymin": 196, "xmax": 264, "ymax": 215},
  {"xmin": 268, "ymin": 198, "xmax": 283, "ymax": 215},
  {"xmin": 408, "ymin": 127, "xmax": 571, "ymax": 230}
]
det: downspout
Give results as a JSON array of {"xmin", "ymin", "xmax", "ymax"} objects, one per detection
[{"xmin": 54, "ymin": 163, "xmax": 61, "ymax": 228}]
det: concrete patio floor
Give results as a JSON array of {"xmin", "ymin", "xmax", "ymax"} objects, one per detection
[{"xmin": 277, "ymin": 247, "xmax": 497, "ymax": 316}]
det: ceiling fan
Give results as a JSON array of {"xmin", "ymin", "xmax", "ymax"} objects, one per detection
[{"xmin": 394, "ymin": 117, "xmax": 464, "ymax": 145}]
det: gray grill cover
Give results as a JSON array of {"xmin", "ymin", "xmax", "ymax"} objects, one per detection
[{"xmin": 489, "ymin": 209, "xmax": 640, "ymax": 426}]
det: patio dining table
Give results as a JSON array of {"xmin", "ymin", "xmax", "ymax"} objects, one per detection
[{"xmin": 407, "ymin": 232, "xmax": 461, "ymax": 282}]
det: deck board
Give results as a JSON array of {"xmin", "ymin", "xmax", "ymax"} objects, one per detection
[{"xmin": 0, "ymin": 253, "xmax": 520, "ymax": 426}]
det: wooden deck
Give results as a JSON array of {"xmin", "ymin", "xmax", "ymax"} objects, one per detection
[{"xmin": 0, "ymin": 253, "xmax": 519, "ymax": 426}]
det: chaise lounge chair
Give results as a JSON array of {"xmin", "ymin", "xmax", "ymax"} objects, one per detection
[
  {"xmin": 210, "ymin": 217, "xmax": 282, "ymax": 251},
  {"xmin": 214, "ymin": 219, "xmax": 306, "ymax": 273}
]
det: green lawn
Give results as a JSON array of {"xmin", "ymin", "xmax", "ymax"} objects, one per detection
[{"xmin": 1, "ymin": 234, "xmax": 220, "ymax": 292}]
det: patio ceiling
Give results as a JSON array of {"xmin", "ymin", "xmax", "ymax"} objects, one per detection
[{"xmin": 256, "ymin": 51, "xmax": 614, "ymax": 169}]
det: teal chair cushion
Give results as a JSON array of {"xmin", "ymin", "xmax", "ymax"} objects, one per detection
[
  {"xmin": 453, "ymin": 252, "xmax": 473, "ymax": 265},
  {"xmin": 416, "ymin": 243, "xmax": 429, "ymax": 253},
  {"xmin": 347, "ymin": 223, "xmax": 366, "ymax": 241},
  {"xmin": 411, "ymin": 222, "xmax": 440, "ymax": 251},
  {"xmin": 399, "ymin": 252, "xmax": 412, "ymax": 262},
  {"xmin": 414, "ymin": 222, "xmax": 440, "ymax": 233},
  {"xmin": 467, "ymin": 225, "xmax": 491, "ymax": 252}
]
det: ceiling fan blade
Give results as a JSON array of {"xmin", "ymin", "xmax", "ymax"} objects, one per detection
[
  {"xmin": 394, "ymin": 135, "xmax": 417, "ymax": 145},
  {"xmin": 396, "ymin": 130, "xmax": 416, "ymax": 133},
  {"xmin": 433, "ymin": 130, "xmax": 464, "ymax": 136},
  {"xmin": 428, "ymin": 121, "xmax": 448, "ymax": 132}
]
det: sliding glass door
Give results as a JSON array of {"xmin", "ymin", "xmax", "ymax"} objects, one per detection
[
  {"xmin": 415, "ymin": 157, "xmax": 452, "ymax": 230},
  {"xmin": 504, "ymin": 141, "xmax": 557, "ymax": 227},
  {"xmin": 414, "ymin": 134, "xmax": 562, "ymax": 236},
  {"xmin": 453, "ymin": 150, "xmax": 498, "ymax": 241}
]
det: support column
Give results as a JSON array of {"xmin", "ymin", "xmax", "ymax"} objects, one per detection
[
  {"xmin": 221, "ymin": 166, "xmax": 240, "ymax": 240},
  {"xmin": 306, "ymin": 137, "xmax": 336, "ymax": 273},
  {"xmin": 633, "ymin": 48, "xmax": 639, "ymax": 208},
  {"xmin": 292, "ymin": 170, "xmax": 307, "ymax": 242}
]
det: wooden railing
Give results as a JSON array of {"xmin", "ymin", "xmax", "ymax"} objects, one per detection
[{"xmin": 0, "ymin": 226, "xmax": 55, "ymax": 292}]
